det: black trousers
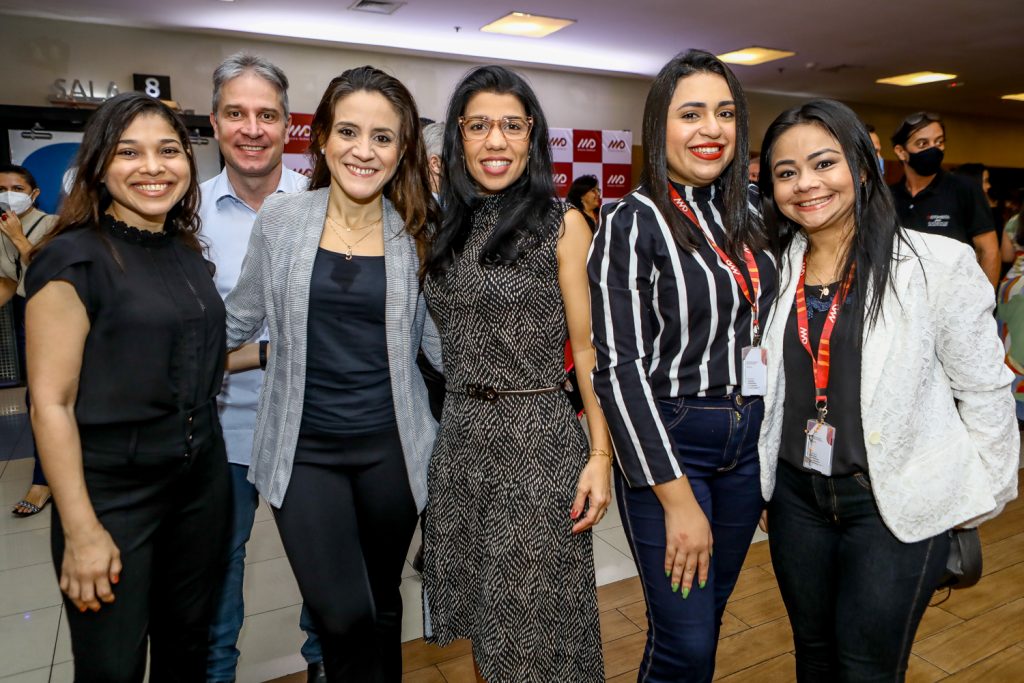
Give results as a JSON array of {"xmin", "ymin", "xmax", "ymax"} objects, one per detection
[
  {"xmin": 51, "ymin": 412, "xmax": 231, "ymax": 683},
  {"xmin": 768, "ymin": 461, "xmax": 950, "ymax": 683},
  {"xmin": 274, "ymin": 428, "xmax": 418, "ymax": 683}
]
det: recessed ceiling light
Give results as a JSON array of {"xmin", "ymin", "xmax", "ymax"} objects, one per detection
[
  {"xmin": 717, "ymin": 47, "xmax": 795, "ymax": 66},
  {"xmin": 1002, "ymin": 93, "xmax": 1024, "ymax": 102},
  {"xmin": 876, "ymin": 71, "xmax": 957, "ymax": 87},
  {"xmin": 480, "ymin": 12, "xmax": 575, "ymax": 38}
]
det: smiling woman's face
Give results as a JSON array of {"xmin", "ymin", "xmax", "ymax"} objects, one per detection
[
  {"xmin": 323, "ymin": 90, "xmax": 402, "ymax": 203},
  {"xmin": 665, "ymin": 72, "xmax": 737, "ymax": 187},
  {"xmin": 461, "ymin": 91, "xmax": 530, "ymax": 194}
]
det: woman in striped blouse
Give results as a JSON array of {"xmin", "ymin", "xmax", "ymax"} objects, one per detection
[{"xmin": 588, "ymin": 49, "xmax": 777, "ymax": 683}]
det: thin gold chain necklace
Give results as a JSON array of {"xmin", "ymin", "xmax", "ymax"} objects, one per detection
[{"xmin": 325, "ymin": 216, "xmax": 381, "ymax": 260}]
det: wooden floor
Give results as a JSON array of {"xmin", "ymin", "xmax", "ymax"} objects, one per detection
[{"xmin": 272, "ymin": 479, "xmax": 1024, "ymax": 682}]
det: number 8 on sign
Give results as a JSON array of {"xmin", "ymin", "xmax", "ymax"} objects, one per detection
[{"xmin": 145, "ymin": 78, "xmax": 161, "ymax": 98}]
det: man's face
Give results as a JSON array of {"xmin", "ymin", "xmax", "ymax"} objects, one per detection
[
  {"xmin": 894, "ymin": 122, "xmax": 945, "ymax": 164},
  {"xmin": 210, "ymin": 71, "xmax": 289, "ymax": 179}
]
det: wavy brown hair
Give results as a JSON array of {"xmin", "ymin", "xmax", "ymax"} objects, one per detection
[
  {"xmin": 34, "ymin": 92, "xmax": 202, "ymax": 258},
  {"xmin": 307, "ymin": 66, "xmax": 438, "ymax": 258}
]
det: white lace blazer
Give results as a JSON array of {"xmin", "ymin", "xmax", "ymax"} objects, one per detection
[{"xmin": 758, "ymin": 230, "xmax": 1019, "ymax": 543}]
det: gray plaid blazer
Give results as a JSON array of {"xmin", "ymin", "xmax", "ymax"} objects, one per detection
[{"xmin": 224, "ymin": 188, "xmax": 440, "ymax": 511}]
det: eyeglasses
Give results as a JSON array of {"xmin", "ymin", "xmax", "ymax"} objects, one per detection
[{"xmin": 458, "ymin": 115, "xmax": 534, "ymax": 141}]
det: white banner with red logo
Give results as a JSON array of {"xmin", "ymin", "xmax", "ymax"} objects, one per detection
[{"xmin": 549, "ymin": 127, "xmax": 633, "ymax": 203}]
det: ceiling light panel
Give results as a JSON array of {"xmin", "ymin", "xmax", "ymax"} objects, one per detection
[
  {"xmin": 480, "ymin": 12, "xmax": 575, "ymax": 38},
  {"xmin": 876, "ymin": 71, "xmax": 957, "ymax": 86},
  {"xmin": 717, "ymin": 47, "xmax": 795, "ymax": 66},
  {"xmin": 1001, "ymin": 93, "xmax": 1024, "ymax": 102}
]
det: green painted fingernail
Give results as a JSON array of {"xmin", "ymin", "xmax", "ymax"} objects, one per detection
[
  {"xmin": 682, "ymin": 587, "xmax": 690, "ymax": 599},
  {"xmin": 699, "ymin": 580, "xmax": 706, "ymax": 589},
  {"xmin": 671, "ymin": 582, "xmax": 679, "ymax": 593},
  {"xmin": 665, "ymin": 570, "xmax": 671, "ymax": 578}
]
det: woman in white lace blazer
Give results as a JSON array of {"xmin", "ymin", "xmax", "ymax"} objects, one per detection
[{"xmin": 756, "ymin": 100, "xmax": 1018, "ymax": 682}]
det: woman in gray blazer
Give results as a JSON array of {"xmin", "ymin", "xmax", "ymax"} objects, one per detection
[{"xmin": 224, "ymin": 66, "xmax": 440, "ymax": 682}]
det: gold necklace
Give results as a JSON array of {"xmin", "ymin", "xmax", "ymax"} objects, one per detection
[
  {"xmin": 325, "ymin": 213, "xmax": 381, "ymax": 233},
  {"xmin": 325, "ymin": 216, "xmax": 381, "ymax": 260}
]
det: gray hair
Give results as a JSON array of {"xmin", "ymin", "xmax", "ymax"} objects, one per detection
[
  {"xmin": 212, "ymin": 52, "xmax": 290, "ymax": 118},
  {"xmin": 422, "ymin": 121, "xmax": 444, "ymax": 158}
]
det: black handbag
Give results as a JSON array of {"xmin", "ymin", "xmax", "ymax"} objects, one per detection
[{"xmin": 937, "ymin": 528, "xmax": 983, "ymax": 590}]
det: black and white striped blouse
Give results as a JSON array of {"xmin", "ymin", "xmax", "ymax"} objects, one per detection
[{"xmin": 587, "ymin": 182, "xmax": 777, "ymax": 487}]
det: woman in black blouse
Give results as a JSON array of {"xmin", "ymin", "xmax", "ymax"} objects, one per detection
[
  {"xmin": 25, "ymin": 93, "xmax": 230, "ymax": 682},
  {"xmin": 588, "ymin": 50, "xmax": 776, "ymax": 683}
]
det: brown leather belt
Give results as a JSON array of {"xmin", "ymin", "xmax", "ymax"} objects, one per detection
[{"xmin": 446, "ymin": 382, "xmax": 563, "ymax": 402}]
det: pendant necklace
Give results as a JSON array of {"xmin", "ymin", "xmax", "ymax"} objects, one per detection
[{"xmin": 325, "ymin": 214, "xmax": 381, "ymax": 260}]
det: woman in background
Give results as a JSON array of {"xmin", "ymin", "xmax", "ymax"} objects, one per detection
[
  {"xmin": 1, "ymin": 163, "xmax": 58, "ymax": 517},
  {"xmin": 565, "ymin": 174, "xmax": 601, "ymax": 230}
]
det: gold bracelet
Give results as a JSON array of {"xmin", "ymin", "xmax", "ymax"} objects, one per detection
[{"xmin": 589, "ymin": 449, "xmax": 613, "ymax": 461}]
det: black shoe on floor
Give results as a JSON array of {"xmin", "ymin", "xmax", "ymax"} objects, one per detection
[{"xmin": 307, "ymin": 661, "xmax": 326, "ymax": 683}]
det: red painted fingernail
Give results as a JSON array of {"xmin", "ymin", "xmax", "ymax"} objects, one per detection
[
  {"xmin": 570, "ymin": 509, "xmax": 579, "ymax": 520},
  {"xmin": 79, "ymin": 606, "xmax": 87, "ymax": 612},
  {"xmin": 112, "ymin": 575, "xmax": 119, "ymax": 585}
]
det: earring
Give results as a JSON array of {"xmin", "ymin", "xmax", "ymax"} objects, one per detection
[{"xmin": 320, "ymin": 147, "xmax": 325, "ymax": 155}]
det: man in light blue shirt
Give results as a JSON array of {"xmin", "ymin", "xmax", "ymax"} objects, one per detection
[{"xmin": 200, "ymin": 53, "xmax": 322, "ymax": 683}]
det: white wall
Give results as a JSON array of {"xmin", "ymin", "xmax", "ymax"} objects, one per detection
[{"xmin": 3, "ymin": 14, "xmax": 1024, "ymax": 167}]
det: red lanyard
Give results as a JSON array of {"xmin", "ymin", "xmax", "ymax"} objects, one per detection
[
  {"xmin": 668, "ymin": 184, "xmax": 762, "ymax": 342},
  {"xmin": 795, "ymin": 257, "xmax": 855, "ymax": 418}
]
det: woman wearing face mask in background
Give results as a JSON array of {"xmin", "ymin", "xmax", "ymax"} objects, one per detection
[
  {"xmin": 588, "ymin": 50, "xmax": 776, "ymax": 682},
  {"xmin": 1, "ymin": 164, "xmax": 58, "ymax": 517}
]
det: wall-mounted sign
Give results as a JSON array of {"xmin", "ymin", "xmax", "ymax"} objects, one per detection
[
  {"xmin": 49, "ymin": 79, "xmax": 120, "ymax": 107},
  {"xmin": 133, "ymin": 74, "xmax": 172, "ymax": 101},
  {"xmin": 549, "ymin": 128, "xmax": 633, "ymax": 201}
]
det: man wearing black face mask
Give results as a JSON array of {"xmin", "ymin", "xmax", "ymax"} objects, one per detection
[{"xmin": 890, "ymin": 112, "xmax": 998, "ymax": 285}]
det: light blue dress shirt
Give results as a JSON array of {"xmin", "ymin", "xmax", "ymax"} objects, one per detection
[{"xmin": 199, "ymin": 166, "xmax": 308, "ymax": 466}]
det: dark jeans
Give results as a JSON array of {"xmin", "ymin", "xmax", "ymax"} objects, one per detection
[
  {"xmin": 274, "ymin": 428, "xmax": 417, "ymax": 683},
  {"xmin": 52, "ymin": 410, "xmax": 231, "ymax": 682},
  {"xmin": 768, "ymin": 461, "xmax": 951, "ymax": 683},
  {"xmin": 617, "ymin": 394, "xmax": 764, "ymax": 683}
]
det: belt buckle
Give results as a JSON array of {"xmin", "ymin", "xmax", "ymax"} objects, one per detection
[{"xmin": 466, "ymin": 383, "xmax": 499, "ymax": 402}]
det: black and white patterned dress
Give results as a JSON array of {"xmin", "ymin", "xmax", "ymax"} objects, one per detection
[{"xmin": 422, "ymin": 195, "xmax": 604, "ymax": 683}]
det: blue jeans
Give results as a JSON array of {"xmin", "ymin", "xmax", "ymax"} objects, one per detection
[
  {"xmin": 207, "ymin": 464, "xmax": 323, "ymax": 681},
  {"xmin": 617, "ymin": 394, "xmax": 764, "ymax": 683},
  {"xmin": 768, "ymin": 461, "xmax": 950, "ymax": 682}
]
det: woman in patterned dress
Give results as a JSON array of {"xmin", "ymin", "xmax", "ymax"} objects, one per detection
[{"xmin": 420, "ymin": 65, "xmax": 612, "ymax": 683}]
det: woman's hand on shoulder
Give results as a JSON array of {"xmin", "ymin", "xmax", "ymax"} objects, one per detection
[{"xmin": 60, "ymin": 521, "xmax": 121, "ymax": 612}]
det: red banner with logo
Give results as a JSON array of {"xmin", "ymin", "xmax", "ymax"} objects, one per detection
[{"xmin": 549, "ymin": 127, "xmax": 633, "ymax": 202}]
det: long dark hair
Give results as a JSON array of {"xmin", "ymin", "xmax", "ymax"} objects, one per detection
[
  {"xmin": 307, "ymin": 66, "xmax": 438, "ymax": 256},
  {"xmin": 37, "ymin": 92, "xmax": 202, "ymax": 256},
  {"xmin": 641, "ymin": 49, "xmax": 761, "ymax": 257},
  {"xmin": 758, "ymin": 99, "xmax": 910, "ymax": 328},
  {"xmin": 423, "ymin": 65, "xmax": 557, "ymax": 278}
]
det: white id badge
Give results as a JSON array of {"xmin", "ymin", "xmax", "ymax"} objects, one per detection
[
  {"xmin": 803, "ymin": 420, "xmax": 835, "ymax": 476},
  {"xmin": 741, "ymin": 346, "xmax": 768, "ymax": 396}
]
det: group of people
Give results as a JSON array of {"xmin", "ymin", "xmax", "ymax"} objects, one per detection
[{"xmin": 6, "ymin": 45, "xmax": 1018, "ymax": 683}]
